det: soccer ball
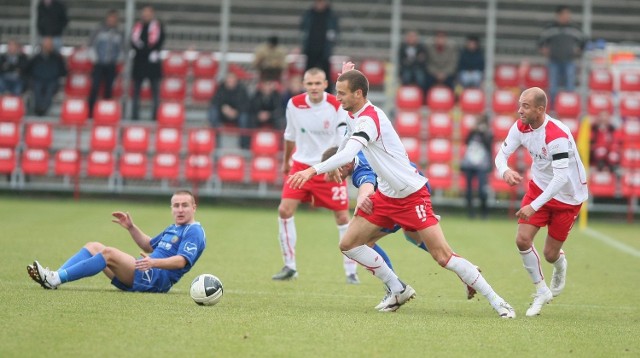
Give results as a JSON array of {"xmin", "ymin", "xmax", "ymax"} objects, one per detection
[{"xmin": 190, "ymin": 274, "xmax": 223, "ymax": 306}]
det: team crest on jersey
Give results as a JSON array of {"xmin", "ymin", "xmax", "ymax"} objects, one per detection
[
  {"xmin": 323, "ymin": 119, "xmax": 330, "ymax": 129},
  {"xmin": 171, "ymin": 236, "xmax": 179, "ymax": 243},
  {"xmin": 541, "ymin": 147, "xmax": 547, "ymax": 157}
]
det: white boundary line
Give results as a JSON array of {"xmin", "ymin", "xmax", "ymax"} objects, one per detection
[{"xmin": 583, "ymin": 227, "xmax": 640, "ymax": 258}]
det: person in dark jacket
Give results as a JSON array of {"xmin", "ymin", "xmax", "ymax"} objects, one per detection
[
  {"xmin": 457, "ymin": 35, "xmax": 485, "ymax": 88},
  {"xmin": 250, "ymin": 80, "xmax": 284, "ymax": 130},
  {"xmin": 37, "ymin": 0, "xmax": 69, "ymax": 51},
  {"xmin": 300, "ymin": 0, "xmax": 339, "ymax": 92},
  {"xmin": 130, "ymin": 5, "xmax": 164, "ymax": 121},
  {"xmin": 207, "ymin": 72, "xmax": 251, "ymax": 148},
  {"xmin": 398, "ymin": 30, "xmax": 428, "ymax": 91},
  {"xmin": 460, "ymin": 114, "xmax": 493, "ymax": 219},
  {"xmin": 0, "ymin": 40, "xmax": 28, "ymax": 95},
  {"xmin": 25, "ymin": 37, "xmax": 67, "ymax": 116}
]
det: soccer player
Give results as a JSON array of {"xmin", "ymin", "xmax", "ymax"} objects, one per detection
[
  {"xmin": 288, "ymin": 70, "xmax": 514, "ymax": 317},
  {"xmin": 495, "ymin": 87, "xmax": 588, "ymax": 316},
  {"xmin": 27, "ymin": 190, "xmax": 206, "ymax": 293},
  {"xmin": 273, "ymin": 67, "xmax": 359, "ymax": 284}
]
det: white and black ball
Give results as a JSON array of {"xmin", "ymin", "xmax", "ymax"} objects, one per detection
[{"xmin": 190, "ymin": 274, "xmax": 223, "ymax": 306}]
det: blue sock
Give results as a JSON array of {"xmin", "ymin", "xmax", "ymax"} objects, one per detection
[
  {"xmin": 59, "ymin": 253, "xmax": 107, "ymax": 283},
  {"xmin": 404, "ymin": 232, "xmax": 430, "ymax": 252},
  {"xmin": 372, "ymin": 244, "xmax": 393, "ymax": 271},
  {"xmin": 58, "ymin": 247, "xmax": 92, "ymax": 270}
]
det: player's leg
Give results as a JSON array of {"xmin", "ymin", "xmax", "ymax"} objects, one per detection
[
  {"xmin": 369, "ymin": 229, "xmax": 393, "ymax": 271},
  {"xmin": 273, "ymin": 198, "xmax": 301, "ymax": 280},
  {"xmin": 517, "ymin": 223, "xmax": 553, "ymax": 316},
  {"xmin": 545, "ymin": 203, "xmax": 580, "ymax": 298},
  {"xmin": 333, "ymin": 209, "xmax": 359, "ymax": 284}
]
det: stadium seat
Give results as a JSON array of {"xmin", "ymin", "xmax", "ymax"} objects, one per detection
[
  {"xmin": 396, "ymin": 85, "xmax": 423, "ymax": 110},
  {"xmin": 0, "ymin": 95, "xmax": 25, "ymax": 122},
  {"xmin": 621, "ymin": 170, "xmax": 640, "ymax": 197},
  {"xmin": 160, "ymin": 77, "xmax": 187, "ymax": 101},
  {"xmin": 524, "ymin": 65, "xmax": 548, "ymax": 89},
  {"xmin": 619, "ymin": 70, "xmax": 640, "ymax": 92},
  {"xmin": 492, "ymin": 89, "xmax": 517, "ymax": 114},
  {"xmin": 459, "ymin": 113, "xmax": 478, "ymax": 140},
  {"xmin": 61, "ymin": 98, "xmax": 89, "ymax": 125},
  {"xmin": 155, "ymin": 127, "xmax": 182, "ymax": 153},
  {"xmin": 425, "ymin": 163, "xmax": 453, "ymax": 189},
  {"xmin": 191, "ymin": 78, "xmax": 216, "ymax": 103},
  {"xmin": 459, "ymin": 88, "xmax": 485, "ymax": 114},
  {"xmin": 494, "ymin": 64, "xmax": 519, "ymax": 89},
  {"xmin": 67, "ymin": 47, "xmax": 92, "ymax": 73},
  {"xmin": 394, "ymin": 111, "xmax": 422, "ymax": 137},
  {"xmin": 621, "ymin": 144, "xmax": 640, "ymax": 169},
  {"xmin": 588, "ymin": 170, "xmax": 617, "ymax": 197},
  {"xmin": 619, "ymin": 94, "xmax": 640, "ymax": 118},
  {"xmin": 229, "ymin": 63, "xmax": 254, "ymax": 81},
  {"xmin": 559, "ymin": 117, "xmax": 580, "ymax": 140},
  {"xmin": 192, "ymin": 53, "xmax": 218, "ymax": 78},
  {"xmin": 426, "ymin": 138, "xmax": 453, "ymax": 163},
  {"xmin": 93, "ymin": 99, "xmax": 121, "ymax": 125},
  {"xmin": 251, "ymin": 156, "xmax": 278, "ymax": 184},
  {"xmin": 21, "ymin": 148, "xmax": 49, "ymax": 175},
  {"xmin": 217, "ymin": 154, "xmax": 246, "ymax": 182},
  {"xmin": 86, "ymin": 151, "xmax": 114, "ymax": 177},
  {"xmin": 152, "ymin": 153, "xmax": 179, "ymax": 180},
  {"xmin": 426, "ymin": 86, "xmax": 455, "ymax": 112},
  {"xmin": 0, "ymin": 122, "xmax": 19, "ymax": 147},
  {"xmin": 162, "ymin": 52, "xmax": 188, "ymax": 77},
  {"xmin": 54, "ymin": 149, "xmax": 80, "ymax": 176},
  {"xmin": 119, "ymin": 152, "xmax": 148, "ymax": 179},
  {"xmin": 90, "ymin": 126, "xmax": 117, "ymax": 151},
  {"xmin": 554, "ymin": 92, "xmax": 581, "ymax": 118},
  {"xmin": 0, "ymin": 147, "xmax": 16, "ymax": 174},
  {"xmin": 427, "ymin": 112, "xmax": 453, "ymax": 138},
  {"xmin": 185, "ymin": 154, "xmax": 213, "ymax": 182},
  {"xmin": 122, "ymin": 126, "xmax": 150, "ymax": 153},
  {"xmin": 157, "ymin": 102, "xmax": 185, "ymax": 127},
  {"xmin": 621, "ymin": 118, "xmax": 640, "ymax": 143},
  {"xmin": 251, "ymin": 130, "xmax": 280, "ymax": 156},
  {"xmin": 400, "ymin": 137, "xmax": 420, "ymax": 163},
  {"xmin": 587, "ymin": 92, "xmax": 613, "ymax": 116},
  {"xmin": 588, "ymin": 68, "xmax": 613, "ymax": 92},
  {"xmin": 25, "ymin": 123, "xmax": 53, "ymax": 149},
  {"xmin": 491, "ymin": 115, "xmax": 516, "ymax": 141},
  {"xmin": 360, "ymin": 59, "xmax": 385, "ymax": 86},
  {"xmin": 188, "ymin": 128, "xmax": 215, "ymax": 154},
  {"xmin": 64, "ymin": 72, "xmax": 91, "ymax": 97}
]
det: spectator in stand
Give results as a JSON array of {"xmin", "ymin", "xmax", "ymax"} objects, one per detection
[
  {"xmin": 457, "ymin": 35, "xmax": 485, "ymax": 88},
  {"xmin": 0, "ymin": 40, "xmax": 28, "ymax": 95},
  {"xmin": 130, "ymin": 5, "xmax": 165, "ymax": 121},
  {"xmin": 37, "ymin": 0, "xmax": 69, "ymax": 51},
  {"xmin": 538, "ymin": 6, "xmax": 585, "ymax": 109},
  {"xmin": 460, "ymin": 114, "xmax": 493, "ymax": 219},
  {"xmin": 253, "ymin": 35, "xmax": 287, "ymax": 82},
  {"xmin": 398, "ymin": 30, "xmax": 428, "ymax": 91},
  {"xmin": 250, "ymin": 80, "xmax": 285, "ymax": 130},
  {"xmin": 207, "ymin": 72, "xmax": 251, "ymax": 149},
  {"xmin": 300, "ymin": 0, "xmax": 339, "ymax": 91},
  {"xmin": 87, "ymin": 9, "xmax": 124, "ymax": 118},
  {"xmin": 25, "ymin": 37, "xmax": 67, "ymax": 116},
  {"xmin": 590, "ymin": 111, "xmax": 622, "ymax": 172},
  {"xmin": 424, "ymin": 30, "xmax": 458, "ymax": 92},
  {"xmin": 281, "ymin": 74, "xmax": 304, "ymax": 110}
]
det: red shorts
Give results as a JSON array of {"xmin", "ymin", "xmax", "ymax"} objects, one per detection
[
  {"xmin": 519, "ymin": 181, "xmax": 582, "ymax": 241},
  {"xmin": 281, "ymin": 161, "xmax": 349, "ymax": 211},
  {"xmin": 356, "ymin": 186, "xmax": 439, "ymax": 232}
]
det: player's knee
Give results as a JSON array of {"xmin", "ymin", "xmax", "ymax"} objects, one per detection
[
  {"xmin": 84, "ymin": 242, "xmax": 105, "ymax": 255},
  {"xmin": 543, "ymin": 248, "xmax": 560, "ymax": 263},
  {"xmin": 515, "ymin": 235, "xmax": 533, "ymax": 251},
  {"xmin": 100, "ymin": 246, "xmax": 117, "ymax": 263},
  {"xmin": 278, "ymin": 203, "xmax": 294, "ymax": 219}
]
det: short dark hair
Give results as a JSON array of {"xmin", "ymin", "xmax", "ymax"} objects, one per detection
[
  {"xmin": 337, "ymin": 70, "xmax": 369, "ymax": 98},
  {"xmin": 466, "ymin": 34, "xmax": 480, "ymax": 43},
  {"xmin": 555, "ymin": 5, "xmax": 569, "ymax": 14}
]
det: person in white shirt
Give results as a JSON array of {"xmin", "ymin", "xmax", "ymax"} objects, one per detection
[
  {"xmin": 288, "ymin": 69, "xmax": 515, "ymax": 317},
  {"xmin": 495, "ymin": 86, "xmax": 588, "ymax": 317}
]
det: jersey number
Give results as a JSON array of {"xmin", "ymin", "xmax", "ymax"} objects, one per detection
[
  {"xmin": 331, "ymin": 186, "xmax": 347, "ymax": 201},
  {"xmin": 415, "ymin": 205, "xmax": 427, "ymax": 222}
]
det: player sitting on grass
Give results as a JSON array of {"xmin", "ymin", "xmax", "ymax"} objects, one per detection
[{"xmin": 27, "ymin": 190, "xmax": 206, "ymax": 293}]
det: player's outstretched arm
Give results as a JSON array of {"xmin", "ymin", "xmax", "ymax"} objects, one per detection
[{"xmin": 111, "ymin": 211, "xmax": 153, "ymax": 252}]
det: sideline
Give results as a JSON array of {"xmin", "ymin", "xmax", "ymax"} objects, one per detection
[{"xmin": 583, "ymin": 227, "xmax": 640, "ymax": 258}]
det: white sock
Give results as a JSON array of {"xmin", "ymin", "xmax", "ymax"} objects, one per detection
[
  {"xmin": 278, "ymin": 217, "xmax": 297, "ymax": 270},
  {"xmin": 520, "ymin": 246, "xmax": 548, "ymax": 292},
  {"xmin": 342, "ymin": 245, "xmax": 403, "ymax": 292},
  {"xmin": 553, "ymin": 250, "xmax": 566, "ymax": 272},
  {"xmin": 337, "ymin": 224, "xmax": 357, "ymax": 276},
  {"xmin": 445, "ymin": 254, "xmax": 503, "ymax": 305}
]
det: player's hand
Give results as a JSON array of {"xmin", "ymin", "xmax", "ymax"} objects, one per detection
[
  {"xmin": 356, "ymin": 194, "xmax": 373, "ymax": 215},
  {"xmin": 503, "ymin": 169, "xmax": 523, "ymax": 186},
  {"xmin": 287, "ymin": 167, "xmax": 316, "ymax": 189},
  {"xmin": 515, "ymin": 205, "xmax": 536, "ymax": 221},
  {"xmin": 324, "ymin": 169, "xmax": 342, "ymax": 183},
  {"xmin": 135, "ymin": 252, "xmax": 153, "ymax": 271},
  {"xmin": 339, "ymin": 61, "xmax": 355, "ymax": 76},
  {"xmin": 112, "ymin": 211, "xmax": 134, "ymax": 230}
]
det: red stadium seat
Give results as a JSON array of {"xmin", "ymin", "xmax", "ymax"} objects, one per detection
[
  {"xmin": 0, "ymin": 147, "xmax": 16, "ymax": 173},
  {"xmin": 65, "ymin": 72, "xmax": 91, "ymax": 97},
  {"xmin": 160, "ymin": 77, "xmax": 187, "ymax": 101},
  {"xmin": 251, "ymin": 131, "xmax": 280, "ymax": 156},
  {"xmin": 67, "ymin": 47, "xmax": 92, "ymax": 73},
  {"xmin": 162, "ymin": 52, "xmax": 188, "ymax": 77},
  {"xmin": 25, "ymin": 123, "xmax": 53, "ymax": 149},
  {"xmin": 622, "ymin": 170, "xmax": 640, "ymax": 197},
  {"xmin": 459, "ymin": 113, "xmax": 478, "ymax": 140},
  {"xmin": 217, "ymin": 154, "xmax": 246, "ymax": 182},
  {"xmin": 229, "ymin": 63, "xmax": 254, "ymax": 81},
  {"xmin": 426, "ymin": 86, "xmax": 455, "ymax": 112},
  {"xmin": 494, "ymin": 64, "xmax": 519, "ymax": 89},
  {"xmin": 426, "ymin": 163, "xmax": 453, "ymax": 189},
  {"xmin": 426, "ymin": 138, "xmax": 452, "ymax": 163},
  {"xmin": 185, "ymin": 154, "xmax": 213, "ymax": 182},
  {"xmin": 119, "ymin": 152, "xmax": 148, "ymax": 179},
  {"xmin": 587, "ymin": 92, "xmax": 613, "ymax": 116},
  {"xmin": 619, "ymin": 94, "xmax": 640, "ymax": 118},
  {"xmin": 491, "ymin": 115, "xmax": 516, "ymax": 141},
  {"xmin": 427, "ymin": 112, "xmax": 453, "ymax": 138},
  {"xmin": 524, "ymin": 65, "xmax": 548, "ymax": 89},
  {"xmin": 155, "ymin": 127, "xmax": 182, "ymax": 153},
  {"xmin": 394, "ymin": 111, "xmax": 421, "ymax": 137},
  {"xmin": 122, "ymin": 126, "xmax": 150, "ymax": 153},
  {"xmin": 193, "ymin": 53, "xmax": 218, "ymax": 78},
  {"xmin": 492, "ymin": 89, "xmax": 517, "ymax": 114},
  {"xmin": 621, "ymin": 144, "xmax": 640, "ymax": 169},
  {"xmin": 191, "ymin": 78, "xmax": 216, "ymax": 103},
  {"xmin": 61, "ymin": 98, "xmax": 89, "ymax": 125},
  {"xmin": 360, "ymin": 59, "xmax": 385, "ymax": 86},
  {"xmin": 90, "ymin": 125, "xmax": 117, "ymax": 151},
  {"xmin": 459, "ymin": 88, "xmax": 485, "ymax": 114},
  {"xmin": 589, "ymin": 170, "xmax": 617, "ymax": 197},
  {"xmin": 619, "ymin": 70, "xmax": 640, "ymax": 92},
  {"xmin": 0, "ymin": 95, "xmax": 25, "ymax": 122},
  {"xmin": 396, "ymin": 85, "xmax": 423, "ymax": 110},
  {"xmin": 554, "ymin": 92, "xmax": 581, "ymax": 118},
  {"xmin": 152, "ymin": 153, "xmax": 179, "ymax": 180},
  {"xmin": 86, "ymin": 151, "xmax": 114, "ymax": 177},
  {"xmin": 157, "ymin": 102, "xmax": 185, "ymax": 127},
  {"xmin": 0, "ymin": 122, "xmax": 19, "ymax": 147},
  {"xmin": 188, "ymin": 128, "xmax": 215, "ymax": 154},
  {"xmin": 559, "ymin": 117, "xmax": 580, "ymax": 140},
  {"xmin": 621, "ymin": 118, "xmax": 640, "ymax": 143},
  {"xmin": 251, "ymin": 156, "xmax": 278, "ymax": 184},
  {"xmin": 588, "ymin": 68, "xmax": 613, "ymax": 92},
  {"xmin": 400, "ymin": 137, "xmax": 420, "ymax": 163},
  {"xmin": 21, "ymin": 148, "xmax": 49, "ymax": 175},
  {"xmin": 54, "ymin": 149, "xmax": 80, "ymax": 176},
  {"xmin": 93, "ymin": 99, "xmax": 121, "ymax": 125}
]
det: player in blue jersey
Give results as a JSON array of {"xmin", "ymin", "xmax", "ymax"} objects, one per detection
[{"xmin": 27, "ymin": 190, "xmax": 206, "ymax": 293}]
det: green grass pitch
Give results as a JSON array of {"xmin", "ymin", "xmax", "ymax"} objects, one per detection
[{"xmin": 1, "ymin": 196, "xmax": 638, "ymax": 357}]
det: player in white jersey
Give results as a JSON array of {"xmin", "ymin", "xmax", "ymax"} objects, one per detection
[
  {"xmin": 495, "ymin": 87, "xmax": 588, "ymax": 317},
  {"xmin": 272, "ymin": 67, "xmax": 359, "ymax": 284},
  {"xmin": 288, "ymin": 70, "xmax": 515, "ymax": 317}
]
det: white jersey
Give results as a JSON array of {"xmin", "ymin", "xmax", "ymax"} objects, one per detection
[
  {"xmin": 283, "ymin": 92, "xmax": 345, "ymax": 166},
  {"xmin": 496, "ymin": 114, "xmax": 588, "ymax": 208},
  {"xmin": 345, "ymin": 101, "xmax": 427, "ymax": 198}
]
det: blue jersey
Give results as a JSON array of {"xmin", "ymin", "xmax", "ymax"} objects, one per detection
[
  {"xmin": 149, "ymin": 222, "xmax": 206, "ymax": 284},
  {"xmin": 351, "ymin": 152, "xmax": 430, "ymax": 192}
]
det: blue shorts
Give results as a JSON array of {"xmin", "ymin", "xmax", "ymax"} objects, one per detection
[{"xmin": 111, "ymin": 268, "xmax": 174, "ymax": 293}]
